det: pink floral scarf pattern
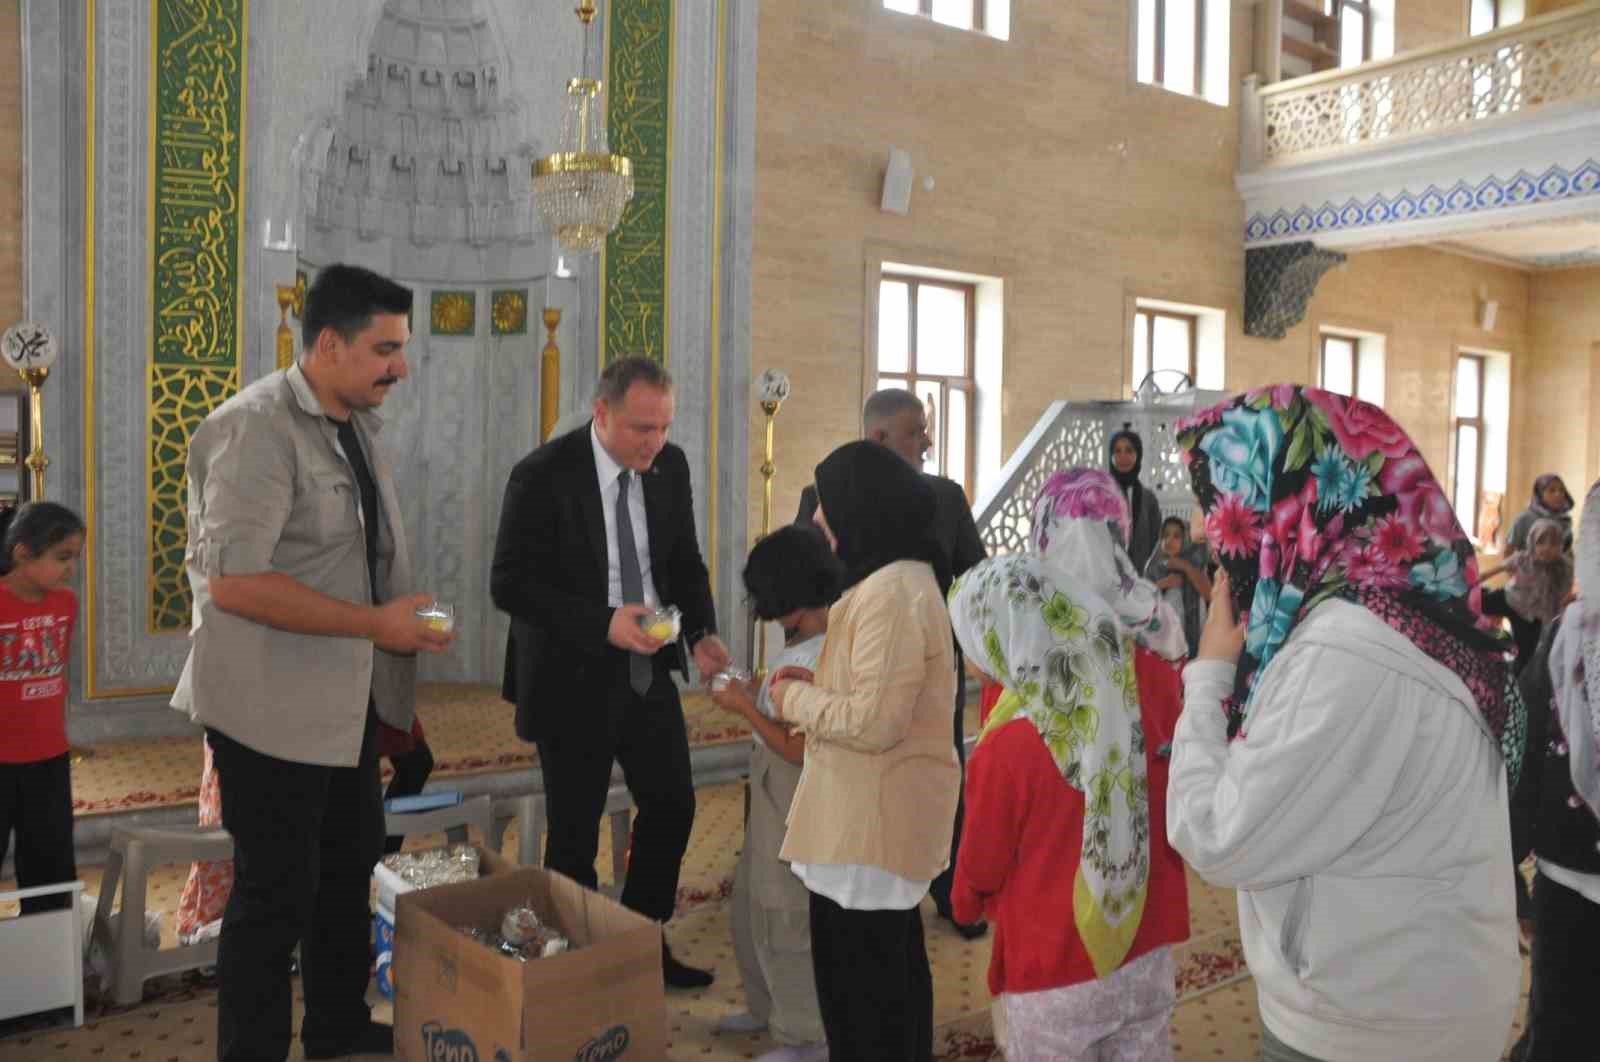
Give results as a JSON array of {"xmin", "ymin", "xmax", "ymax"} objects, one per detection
[{"xmin": 1176, "ymin": 386, "xmax": 1524, "ymax": 779}]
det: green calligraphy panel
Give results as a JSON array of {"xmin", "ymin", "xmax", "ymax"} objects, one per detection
[
  {"xmin": 149, "ymin": 0, "xmax": 247, "ymax": 631},
  {"xmin": 603, "ymin": 0, "xmax": 671, "ymax": 366}
]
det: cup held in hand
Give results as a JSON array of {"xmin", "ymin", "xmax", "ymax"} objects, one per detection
[
  {"xmin": 710, "ymin": 666, "xmax": 752, "ymax": 692},
  {"xmin": 416, "ymin": 601, "xmax": 456, "ymax": 634},
  {"xmin": 638, "ymin": 605, "xmax": 682, "ymax": 643}
]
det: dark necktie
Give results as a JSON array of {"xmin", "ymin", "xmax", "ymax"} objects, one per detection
[{"xmin": 616, "ymin": 470, "xmax": 654, "ymax": 696}]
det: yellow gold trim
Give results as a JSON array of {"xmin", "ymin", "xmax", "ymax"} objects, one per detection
[
  {"xmin": 598, "ymin": 6, "xmax": 611, "ymax": 374},
  {"xmin": 533, "ymin": 151, "xmax": 633, "ymax": 178},
  {"xmin": 566, "ymin": 76, "xmax": 602, "ymax": 96},
  {"xmin": 706, "ymin": 0, "xmax": 727, "ymax": 583},
  {"xmin": 662, "ymin": 0, "xmax": 675, "ymax": 370},
  {"xmin": 83, "ymin": 0, "xmax": 100, "ymax": 696}
]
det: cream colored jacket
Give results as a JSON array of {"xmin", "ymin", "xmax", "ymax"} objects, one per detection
[{"xmin": 779, "ymin": 559, "xmax": 961, "ymax": 882}]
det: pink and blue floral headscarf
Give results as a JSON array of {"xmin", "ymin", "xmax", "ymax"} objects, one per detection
[
  {"xmin": 1030, "ymin": 469, "xmax": 1188, "ymax": 663},
  {"xmin": 1177, "ymin": 385, "xmax": 1524, "ymax": 777}
]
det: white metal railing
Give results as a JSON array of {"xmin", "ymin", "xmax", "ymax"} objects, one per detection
[
  {"xmin": 1242, "ymin": 3, "xmax": 1600, "ymax": 168},
  {"xmin": 972, "ymin": 385, "xmax": 1230, "ymax": 557}
]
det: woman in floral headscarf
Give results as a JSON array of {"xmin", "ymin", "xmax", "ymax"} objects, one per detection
[
  {"xmin": 947, "ymin": 470, "xmax": 1189, "ymax": 1061},
  {"xmin": 1167, "ymin": 385, "xmax": 1523, "ymax": 1062}
]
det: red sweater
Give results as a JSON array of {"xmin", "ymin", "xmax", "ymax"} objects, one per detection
[
  {"xmin": 0, "ymin": 583, "xmax": 77, "ymax": 764},
  {"xmin": 952, "ymin": 647, "xmax": 1190, "ymax": 995}
]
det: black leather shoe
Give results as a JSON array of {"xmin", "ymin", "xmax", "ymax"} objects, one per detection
[
  {"xmin": 304, "ymin": 1020, "xmax": 394, "ymax": 1059},
  {"xmin": 935, "ymin": 906, "xmax": 989, "ymax": 941},
  {"xmin": 663, "ymin": 946, "xmax": 714, "ymax": 990}
]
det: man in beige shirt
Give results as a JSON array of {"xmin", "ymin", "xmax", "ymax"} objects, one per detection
[{"xmin": 171, "ymin": 264, "xmax": 452, "ymax": 1062}]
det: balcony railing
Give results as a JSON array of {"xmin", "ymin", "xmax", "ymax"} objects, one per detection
[{"xmin": 1242, "ymin": 3, "xmax": 1600, "ymax": 169}]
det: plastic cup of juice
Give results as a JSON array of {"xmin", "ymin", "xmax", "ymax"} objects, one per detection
[
  {"xmin": 416, "ymin": 601, "xmax": 456, "ymax": 634},
  {"xmin": 639, "ymin": 605, "xmax": 681, "ymax": 642}
]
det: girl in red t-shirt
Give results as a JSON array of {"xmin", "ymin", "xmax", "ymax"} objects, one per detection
[{"xmin": 0, "ymin": 502, "xmax": 86, "ymax": 914}]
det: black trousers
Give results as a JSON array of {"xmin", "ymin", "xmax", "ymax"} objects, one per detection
[
  {"xmin": 381, "ymin": 737, "xmax": 435, "ymax": 856},
  {"xmin": 1509, "ymin": 870, "xmax": 1600, "ymax": 1062},
  {"xmin": 926, "ymin": 696, "xmax": 967, "ymax": 917},
  {"xmin": 0, "ymin": 753, "xmax": 76, "ymax": 914},
  {"xmin": 533, "ymin": 654, "xmax": 695, "ymax": 925},
  {"xmin": 1482, "ymin": 588, "xmax": 1542, "ymax": 677},
  {"xmin": 207, "ymin": 709, "xmax": 383, "ymax": 1062},
  {"xmin": 809, "ymin": 891, "xmax": 933, "ymax": 1062}
]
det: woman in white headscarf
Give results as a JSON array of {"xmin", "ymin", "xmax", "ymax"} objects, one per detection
[
  {"xmin": 1508, "ymin": 479, "xmax": 1600, "ymax": 1061},
  {"xmin": 946, "ymin": 469, "xmax": 1190, "ymax": 1061}
]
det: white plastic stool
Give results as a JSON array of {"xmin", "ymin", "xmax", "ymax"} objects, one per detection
[
  {"xmin": 0, "ymin": 880, "xmax": 84, "ymax": 1026},
  {"xmin": 382, "ymin": 793, "xmax": 493, "ymax": 848},
  {"xmin": 92, "ymin": 825, "xmax": 234, "ymax": 1006},
  {"xmin": 513, "ymin": 786, "xmax": 634, "ymax": 896}
]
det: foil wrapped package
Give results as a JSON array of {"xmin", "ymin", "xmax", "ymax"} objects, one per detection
[
  {"xmin": 456, "ymin": 900, "xmax": 573, "ymax": 961},
  {"xmin": 379, "ymin": 844, "xmax": 481, "ymax": 890}
]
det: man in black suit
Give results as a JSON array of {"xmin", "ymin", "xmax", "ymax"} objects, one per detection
[
  {"xmin": 492, "ymin": 356, "xmax": 732, "ymax": 989},
  {"xmin": 794, "ymin": 388, "xmax": 989, "ymax": 940}
]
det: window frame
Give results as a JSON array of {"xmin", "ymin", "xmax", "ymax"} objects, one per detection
[
  {"xmin": 891, "ymin": 0, "xmax": 992, "ymax": 33},
  {"xmin": 878, "ymin": 273, "xmax": 978, "ymax": 498},
  {"xmin": 1145, "ymin": 0, "xmax": 1208, "ymax": 96},
  {"xmin": 1469, "ymin": 0, "xmax": 1501, "ymax": 35},
  {"xmin": 1452, "ymin": 352, "xmax": 1488, "ymax": 540},
  {"xmin": 1133, "ymin": 307, "xmax": 1199, "ymax": 386},
  {"xmin": 1319, "ymin": 332, "xmax": 1357, "ymax": 394},
  {"xmin": 1331, "ymin": 0, "xmax": 1374, "ymax": 65}
]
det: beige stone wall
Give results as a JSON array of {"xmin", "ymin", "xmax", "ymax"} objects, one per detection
[
  {"xmin": 1396, "ymin": 0, "xmax": 1468, "ymax": 51},
  {"xmin": 746, "ymin": 1, "xmax": 1559, "ymax": 548},
  {"xmin": 750, "ymin": 0, "xmax": 1254, "ymax": 534},
  {"xmin": 1523, "ymin": 266, "xmax": 1600, "ymax": 507},
  {"xmin": 1232, "ymin": 247, "xmax": 1531, "ymax": 500}
]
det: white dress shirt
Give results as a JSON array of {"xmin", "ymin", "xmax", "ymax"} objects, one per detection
[{"xmin": 591, "ymin": 424, "xmax": 659, "ymax": 609}]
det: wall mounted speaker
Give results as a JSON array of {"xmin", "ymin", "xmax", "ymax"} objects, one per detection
[
  {"xmin": 1479, "ymin": 299, "xmax": 1499, "ymax": 332},
  {"xmin": 881, "ymin": 147, "xmax": 913, "ymax": 216}
]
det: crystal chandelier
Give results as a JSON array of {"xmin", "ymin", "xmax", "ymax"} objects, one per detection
[{"xmin": 533, "ymin": 0, "xmax": 634, "ymax": 255}]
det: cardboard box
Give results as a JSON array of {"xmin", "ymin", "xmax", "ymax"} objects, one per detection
[
  {"xmin": 394, "ymin": 866, "xmax": 666, "ymax": 1062},
  {"xmin": 374, "ymin": 846, "xmax": 515, "ymax": 1001}
]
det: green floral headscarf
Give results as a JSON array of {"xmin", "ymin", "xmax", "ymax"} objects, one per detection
[{"xmin": 949, "ymin": 553, "xmax": 1150, "ymax": 977}]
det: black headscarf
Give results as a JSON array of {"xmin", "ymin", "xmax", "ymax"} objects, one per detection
[
  {"xmin": 1107, "ymin": 428, "xmax": 1144, "ymax": 490},
  {"xmin": 813, "ymin": 441, "xmax": 950, "ymax": 597}
]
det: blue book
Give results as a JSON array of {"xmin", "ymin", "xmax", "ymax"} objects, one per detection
[{"xmin": 384, "ymin": 790, "xmax": 463, "ymax": 814}]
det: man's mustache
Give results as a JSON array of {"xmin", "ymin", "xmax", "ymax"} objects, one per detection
[{"xmin": 376, "ymin": 376, "xmax": 399, "ymax": 386}]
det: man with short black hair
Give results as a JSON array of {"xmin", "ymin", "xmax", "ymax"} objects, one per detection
[
  {"xmin": 174, "ymin": 263, "xmax": 454, "ymax": 1061},
  {"xmin": 492, "ymin": 355, "xmax": 732, "ymax": 989},
  {"xmin": 794, "ymin": 387, "xmax": 990, "ymax": 940}
]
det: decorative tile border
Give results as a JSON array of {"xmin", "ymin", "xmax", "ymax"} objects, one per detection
[
  {"xmin": 430, "ymin": 289, "xmax": 476, "ymax": 336},
  {"xmin": 1245, "ymin": 159, "xmax": 1600, "ymax": 245},
  {"xmin": 490, "ymin": 288, "xmax": 528, "ymax": 336},
  {"xmin": 603, "ymin": 0, "xmax": 671, "ymax": 365}
]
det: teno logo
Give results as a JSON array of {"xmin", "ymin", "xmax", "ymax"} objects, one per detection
[
  {"xmin": 574, "ymin": 1023, "xmax": 630, "ymax": 1061},
  {"xmin": 420, "ymin": 1021, "xmax": 479, "ymax": 1062}
]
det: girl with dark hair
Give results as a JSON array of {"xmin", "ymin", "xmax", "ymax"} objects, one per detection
[
  {"xmin": 0, "ymin": 501, "xmax": 87, "ymax": 914},
  {"xmin": 709, "ymin": 525, "xmax": 841, "ymax": 1062},
  {"xmin": 1109, "ymin": 428, "xmax": 1164, "ymax": 573},
  {"xmin": 767, "ymin": 441, "xmax": 961, "ymax": 1062}
]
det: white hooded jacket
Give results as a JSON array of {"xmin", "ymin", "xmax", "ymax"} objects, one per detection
[{"xmin": 1168, "ymin": 599, "xmax": 1518, "ymax": 1062}]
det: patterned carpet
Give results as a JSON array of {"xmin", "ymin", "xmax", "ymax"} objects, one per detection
[
  {"xmin": 9, "ymin": 691, "xmax": 1535, "ymax": 1060},
  {"xmin": 69, "ymin": 684, "xmax": 753, "ymax": 815},
  {"xmin": 0, "ymin": 778, "xmax": 1280, "ymax": 1061}
]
